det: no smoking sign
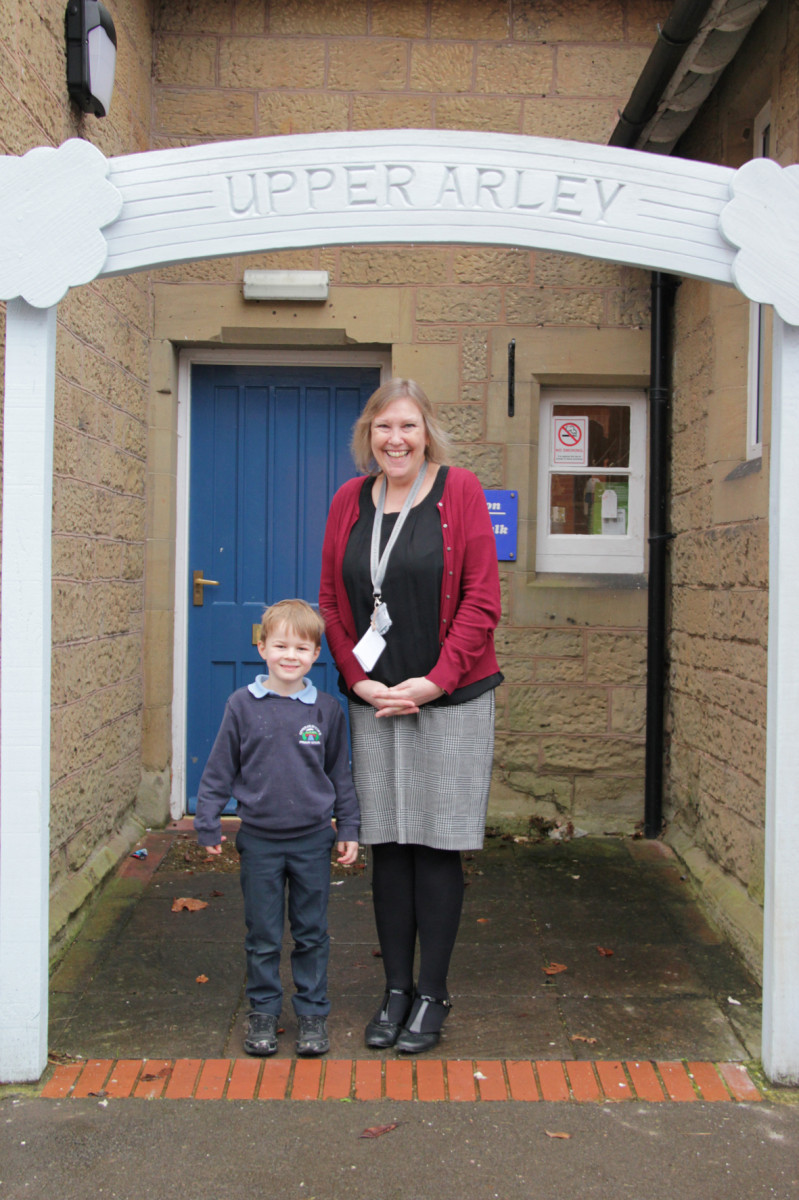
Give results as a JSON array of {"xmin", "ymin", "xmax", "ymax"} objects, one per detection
[{"xmin": 552, "ymin": 415, "xmax": 588, "ymax": 466}]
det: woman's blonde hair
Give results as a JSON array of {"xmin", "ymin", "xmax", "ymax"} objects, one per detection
[{"xmin": 350, "ymin": 378, "xmax": 452, "ymax": 474}]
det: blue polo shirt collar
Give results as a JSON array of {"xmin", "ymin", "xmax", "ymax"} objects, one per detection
[{"xmin": 248, "ymin": 675, "xmax": 317, "ymax": 703}]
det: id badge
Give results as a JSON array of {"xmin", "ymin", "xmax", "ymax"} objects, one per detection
[{"xmin": 353, "ymin": 625, "xmax": 387, "ymax": 672}]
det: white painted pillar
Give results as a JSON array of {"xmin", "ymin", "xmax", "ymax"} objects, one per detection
[
  {"xmin": 0, "ymin": 299, "xmax": 57, "ymax": 1083},
  {"xmin": 762, "ymin": 316, "xmax": 799, "ymax": 1085}
]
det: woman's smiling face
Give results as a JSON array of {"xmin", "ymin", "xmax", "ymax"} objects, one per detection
[{"xmin": 370, "ymin": 396, "xmax": 429, "ymax": 486}]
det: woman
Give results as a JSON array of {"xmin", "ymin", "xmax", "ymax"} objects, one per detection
[{"xmin": 319, "ymin": 378, "xmax": 502, "ymax": 1053}]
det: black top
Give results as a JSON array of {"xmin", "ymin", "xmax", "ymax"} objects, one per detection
[{"xmin": 342, "ymin": 469, "xmax": 501, "ymax": 706}]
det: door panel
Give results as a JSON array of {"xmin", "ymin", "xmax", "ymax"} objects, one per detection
[{"xmin": 185, "ymin": 364, "xmax": 377, "ymax": 809}]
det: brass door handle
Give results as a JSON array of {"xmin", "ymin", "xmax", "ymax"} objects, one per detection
[{"xmin": 193, "ymin": 570, "xmax": 220, "ymax": 606}]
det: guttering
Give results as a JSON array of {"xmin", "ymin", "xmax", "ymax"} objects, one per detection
[{"xmin": 609, "ymin": 0, "xmax": 716, "ymax": 148}]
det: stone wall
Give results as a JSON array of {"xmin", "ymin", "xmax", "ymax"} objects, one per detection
[
  {"xmin": 148, "ymin": 0, "xmax": 668, "ymax": 835},
  {"xmin": 151, "ymin": 0, "xmax": 669, "ymax": 143},
  {"xmin": 0, "ymin": 0, "xmax": 155, "ymax": 950},
  {"xmin": 665, "ymin": 0, "xmax": 799, "ymax": 974}
]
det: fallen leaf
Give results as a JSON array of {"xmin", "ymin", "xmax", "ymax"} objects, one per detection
[
  {"xmin": 141, "ymin": 1066, "xmax": 171, "ymax": 1081},
  {"xmin": 545, "ymin": 1130, "xmax": 571, "ymax": 1139},
  {"xmin": 543, "ymin": 962, "xmax": 568, "ymax": 975},
  {"xmin": 372, "ymin": 949, "xmax": 383, "ymax": 958},
  {"xmin": 477, "ymin": 918, "xmax": 491, "ymax": 924},
  {"xmin": 571, "ymin": 1035, "xmax": 598, "ymax": 1044},
  {"xmin": 210, "ymin": 889, "xmax": 225, "ymax": 897},
  {"xmin": 359, "ymin": 1123, "xmax": 399, "ymax": 1139},
  {"xmin": 597, "ymin": 946, "xmax": 614, "ymax": 957},
  {"xmin": 172, "ymin": 897, "xmax": 208, "ymax": 912},
  {"xmin": 196, "ymin": 974, "xmax": 209, "ymax": 984}
]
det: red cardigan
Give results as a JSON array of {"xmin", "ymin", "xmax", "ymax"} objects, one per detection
[{"xmin": 319, "ymin": 466, "xmax": 501, "ymax": 695}]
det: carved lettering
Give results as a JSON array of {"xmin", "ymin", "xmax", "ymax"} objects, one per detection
[
  {"xmin": 476, "ymin": 168, "xmax": 506, "ymax": 209},
  {"xmin": 263, "ymin": 170, "xmax": 297, "ymax": 214},
  {"xmin": 226, "ymin": 172, "xmax": 258, "ymax": 216},
  {"xmin": 513, "ymin": 169, "xmax": 544, "ymax": 211},
  {"xmin": 595, "ymin": 178, "xmax": 625, "ymax": 221},
  {"xmin": 435, "ymin": 166, "xmax": 467, "ymax": 208},
  {"xmin": 221, "ymin": 161, "xmax": 635, "ymax": 229},
  {"xmin": 553, "ymin": 174, "xmax": 588, "ymax": 217},
  {"xmin": 346, "ymin": 165, "xmax": 378, "ymax": 206},
  {"xmin": 306, "ymin": 167, "xmax": 335, "ymax": 209},
  {"xmin": 386, "ymin": 163, "xmax": 416, "ymax": 207}
]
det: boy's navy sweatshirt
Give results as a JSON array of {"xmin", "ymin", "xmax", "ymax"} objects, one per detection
[{"xmin": 194, "ymin": 681, "xmax": 359, "ymax": 848}]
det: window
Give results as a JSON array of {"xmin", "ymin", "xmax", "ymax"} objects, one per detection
[
  {"xmin": 536, "ymin": 389, "xmax": 647, "ymax": 573},
  {"xmin": 747, "ymin": 101, "xmax": 771, "ymax": 460}
]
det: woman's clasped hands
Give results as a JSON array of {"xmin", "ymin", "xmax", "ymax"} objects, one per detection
[{"xmin": 353, "ymin": 676, "xmax": 444, "ymax": 717}]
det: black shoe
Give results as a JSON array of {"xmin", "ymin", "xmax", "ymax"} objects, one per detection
[
  {"xmin": 296, "ymin": 1014, "xmax": 330, "ymax": 1056},
  {"xmin": 395, "ymin": 994, "xmax": 452, "ymax": 1054},
  {"xmin": 365, "ymin": 988, "xmax": 413, "ymax": 1049},
  {"xmin": 244, "ymin": 1011, "xmax": 279, "ymax": 1056}
]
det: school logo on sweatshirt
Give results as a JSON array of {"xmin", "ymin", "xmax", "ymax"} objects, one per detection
[{"xmin": 298, "ymin": 724, "xmax": 322, "ymax": 746}]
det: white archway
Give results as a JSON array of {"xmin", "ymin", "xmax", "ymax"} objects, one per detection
[{"xmin": 2, "ymin": 131, "xmax": 798, "ymax": 1083}]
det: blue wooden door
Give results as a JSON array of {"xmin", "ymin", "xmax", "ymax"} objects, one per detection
[{"xmin": 185, "ymin": 363, "xmax": 377, "ymax": 810}]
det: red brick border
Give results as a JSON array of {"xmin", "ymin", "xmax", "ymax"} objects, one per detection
[{"xmin": 37, "ymin": 1057, "xmax": 762, "ymax": 1102}]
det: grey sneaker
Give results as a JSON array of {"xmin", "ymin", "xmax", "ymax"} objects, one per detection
[
  {"xmin": 244, "ymin": 1011, "xmax": 279, "ymax": 1056},
  {"xmin": 296, "ymin": 1014, "xmax": 329, "ymax": 1056}
]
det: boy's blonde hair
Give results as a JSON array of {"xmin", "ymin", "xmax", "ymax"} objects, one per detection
[
  {"xmin": 259, "ymin": 599, "xmax": 325, "ymax": 647},
  {"xmin": 350, "ymin": 377, "xmax": 451, "ymax": 474}
]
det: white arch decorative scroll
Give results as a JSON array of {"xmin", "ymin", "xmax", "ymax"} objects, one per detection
[
  {"xmin": 1, "ymin": 131, "xmax": 798, "ymax": 320},
  {"xmin": 101, "ymin": 131, "xmax": 738, "ymax": 284},
  {"xmin": 2, "ymin": 130, "xmax": 799, "ymax": 1085},
  {"xmin": 0, "ymin": 139, "xmax": 121, "ymax": 307}
]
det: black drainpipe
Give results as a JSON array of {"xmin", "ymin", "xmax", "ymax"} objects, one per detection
[{"xmin": 645, "ymin": 272, "xmax": 678, "ymax": 837}]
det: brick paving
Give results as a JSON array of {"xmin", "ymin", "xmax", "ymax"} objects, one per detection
[{"xmin": 40, "ymin": 1056, "xmax": 762, "ymax": 1103}]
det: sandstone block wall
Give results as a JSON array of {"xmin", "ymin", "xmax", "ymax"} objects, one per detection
[
  {"xmin": 0, "ymin": 0, "xmax": 155, "ymax": 951},
  {"xmin": 665, "ymin": 0, "xmax": 799, "ymax": 973},
  {"xmin": 151, "ymin": 0, "xmax": 668, "ymax": 144}
]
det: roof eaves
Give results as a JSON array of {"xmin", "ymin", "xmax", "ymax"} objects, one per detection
[{"xmin": 609, "ymin": 0, "xmax": 771, "ymax": 154}]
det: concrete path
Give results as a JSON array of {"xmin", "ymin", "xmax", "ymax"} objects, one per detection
[{"xmin": 2, "ymin": 1092, "xmax": 799, "ymax": 1200}]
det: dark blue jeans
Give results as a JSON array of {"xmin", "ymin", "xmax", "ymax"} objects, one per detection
[{"xmin": 236, "ymin": 825, "xmax": 336, "ymax": 1017}]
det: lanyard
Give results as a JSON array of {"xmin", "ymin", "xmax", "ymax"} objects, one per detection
[{"xmin": 370, "ymin": 462, "xmax": 428, "ymax": 600}]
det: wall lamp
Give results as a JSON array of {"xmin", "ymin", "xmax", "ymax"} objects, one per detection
[
  {"xmin": 243, "ymin": 270, "xmax": 330, "ymax": 302},
  {"xmin": 65, "ymin": 1, "xmax": 117, "ymax": 117}
]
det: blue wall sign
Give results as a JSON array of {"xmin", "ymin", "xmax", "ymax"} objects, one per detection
[{"xmin": 484, "ymin": 489, "xmax": 518, "ymax": 560}]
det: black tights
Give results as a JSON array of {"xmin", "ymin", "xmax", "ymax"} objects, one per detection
[{"xmin": 371, "ymin": 842, "xmax": 464, "ymax": 1001}]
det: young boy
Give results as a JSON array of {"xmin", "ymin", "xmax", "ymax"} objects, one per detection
[{"xmin": 195, "ymin": 599, "xmax": 359, "ymax": 1058}]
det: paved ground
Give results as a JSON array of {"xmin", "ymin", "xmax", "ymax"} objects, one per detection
[
  {"xmin": 4, "ymin": 823, "xmax": 799, "ymax": 1200},
  {"xmin": 46, "ymin": 821, "xmax": 762, "ymax": 1067},
  {"xmin": 3, "ymin": 1092, "xmax": 799, "ymax": 1200}
]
